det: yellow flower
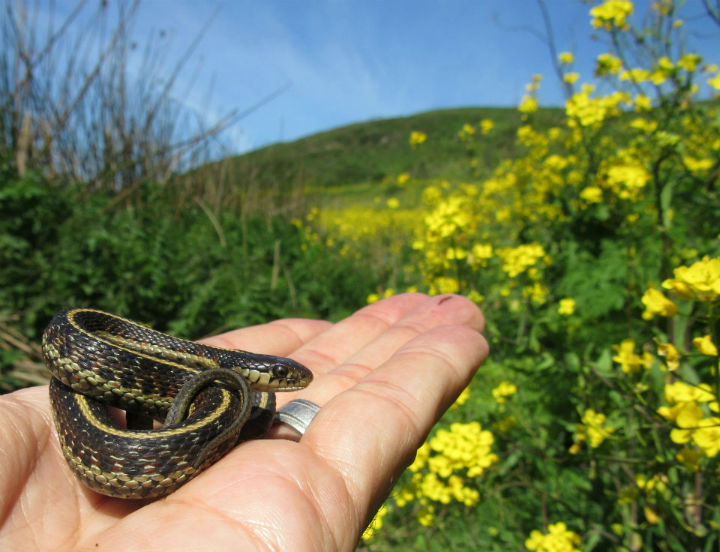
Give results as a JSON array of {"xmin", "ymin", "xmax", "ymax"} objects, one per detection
[
  {"xmin": 612, "ymin": 339, "xmax": 653, "ymax": 374},
  {"xmin": 446, "ymin": 247, "xmax": 468, "ymax": 261},
  {"xmin": 662, "ymin": 256, "xmax": 720, "ymax": 301},
  {"xmin": 558, "ymin": 298, "xmax": 576, "ymax": 316},
  {"xmin": 496, "ymin": 243, "xmax": 547, "ymax": 277},
  {"xmin": 574, "ymin": 409, "xmax": 615, "ymax": 448},
  {"xmin": 693, "ymin": 418, "xmax": 720, "ymax": 456},
  {"xmin": 708, "ymin": 71, "xmax": 720, "ymax": 91},
  {"xmin": 469, "ymin": 243, "xmax": 493, "ymax": 267},
  {"xmin": 633, "ymin": 94, "xmax": 652, "ymax": 111},
  {"xmin": 630, "ymin": 117, "xmax": 657, "ymax": 132},
  {"xmin": 361, "ymin": 504, "xmax": 389, "ymax": 541},
  {"xmin": 678, "ymin": 53, "xmax": 702, "ymax": 72},
  {"xmin": 641, "ymin": 287, "xmax": 678, "ymax": 319},
  {"xmin": 590, "ymin": 0, "xmax": 633, "ymax": 30},
  {"xmin": 621, "ymin": 68, "xmax": 651, "ymax": 83},
  {"xmin": 558, "ymin": 51, "xmax": 574, "ymax": 64},
  {"xmin": 409, "ymin": 130, "xmax": 427, "ymax": 146},
  {"xmin": 396, "ymin": 172, "xmax": 410, "ymax": 185},
  {"xmin": 525, "ymin": 522, "xmax": 582, "ymax": 552},
  {"xmin": 563, "ymin": 72, "xmax": 580, "ymax": 84},
  {"xmin": 580, "ymin": 185, "xmax": 603, "ymax": 203},
  {"xmin": 519, "ymin": 94, "xmax": 539, "ymax": 114},
  {"xmin": 523, "ymin": 282, "xmax": 549, "ymax": 305},
  {"xmin": 595, "ymin": 53, "xmax": 622, "ymax": 76},
  {"xmin": 421, "ymin": 185, "xmax": 443, "ymax": 207},
  {"xmin": 693, "ymin": 335, "xmax": 718, "ymax": 356},
  {"xmin": 458, "ymin": 123, "xmax": 475, "ymax": 139},
  {"xmin": 606, "ymin": 163, "xmax": 650, "ymax": 198},
  {"xmin": 451, "ymin": 386, "xmax": 471, "ymax": 409},
  {"xmin": 492, "ymin": 381, "xmax": 517, "ymax": 404},
  {"xmin": 664, "ymin": 381, "xmax": 716, "ymax": 405},
  {"xmin": 409, "ymin": 443, "xmax": 431, "ymax": 472},
  {"xmin": 656, "ymin": 341, "xmax": 679, "ymax": 371},
  {"xmin": 683, "ymin": 156, "xmax": 714, "ymax": 173},
  {"xmin": 479, "ymin": 119, "xmax": 494, "ymax": 135},
  {"xmin": 386, "ymin": 197, "xmax": 400, "ymax": 209},
  {"xmin": 431, "ymin": 276, "xmax": 460, "ymax": 295},
  {"xmin": 428, "ymin": 421, "xmax": 498, "ymax": 478},
  {"xmin": 466, "ymin": 289, "xmax": 484, "ymax": 303}
]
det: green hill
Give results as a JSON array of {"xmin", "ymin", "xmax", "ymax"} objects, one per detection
[{"xmin": 197, "ymin": 106, "xmax": 565, "ymax": 203}]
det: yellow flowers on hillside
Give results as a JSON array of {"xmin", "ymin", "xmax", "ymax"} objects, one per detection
[
  {"xmin": 307, "ymin": 1, "xmax": 720, "ymax": 546},
  {"xmin": 409, "ymin": 130, "xmax": 427, "ymax": 146}
]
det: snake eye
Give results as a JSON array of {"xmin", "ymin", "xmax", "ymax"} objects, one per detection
[{"xmin": 273, "ymin": 364, "xmax": 290, "ymax": 380}]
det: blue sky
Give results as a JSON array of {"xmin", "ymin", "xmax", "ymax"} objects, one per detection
[{"xmin": 54, "ymin": 1, "xmax": 719, "ymax": 153}]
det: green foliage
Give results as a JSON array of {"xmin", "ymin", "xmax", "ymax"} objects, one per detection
[{"xmin": 0, "ymin": 165, "xmax": 374, "ymax": 385}]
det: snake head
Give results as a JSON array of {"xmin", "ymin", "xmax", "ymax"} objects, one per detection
[{"xmin": 238, "ymin": 354, "xmax": 313, "ymax": 392}]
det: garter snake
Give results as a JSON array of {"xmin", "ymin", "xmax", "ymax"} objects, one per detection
[{"xmin": 43, "ymin": 308, "xmax": 313, "ymax": 499}]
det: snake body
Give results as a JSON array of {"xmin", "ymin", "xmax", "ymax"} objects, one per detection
[{"xmin": 43, "ymin": 308, "xmax": 312, "ymax": 499}]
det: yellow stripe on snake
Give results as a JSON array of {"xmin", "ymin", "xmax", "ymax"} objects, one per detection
[{"xmin": 43, "ymin": 308, "xmax": 312, "ymax": 499}]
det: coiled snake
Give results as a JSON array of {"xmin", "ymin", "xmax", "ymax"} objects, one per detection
[{"xmin": 43, "ymin": 308, "xmax": 312, "ymax": 499}]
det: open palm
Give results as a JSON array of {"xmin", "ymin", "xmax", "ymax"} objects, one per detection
[{"xmin": 0, "ymin": 294, "xmax": 487, "ymax": 552}]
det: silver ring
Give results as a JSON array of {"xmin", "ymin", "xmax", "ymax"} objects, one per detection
[{"xmin": 275, "ymin": 399, "xmax": 321, "ymax": 435}]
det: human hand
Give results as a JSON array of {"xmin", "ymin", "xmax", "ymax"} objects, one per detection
[{"xmin": 0, "ymin": 293, "xmax": 487, "ymax": 551}]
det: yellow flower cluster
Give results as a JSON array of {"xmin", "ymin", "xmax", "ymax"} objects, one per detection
[
  {"xmin": 492, "ymin": 381, "xmax": 517, "ymax": 404},
  {"xmin": 409, "ymin": 130, "xmax": 427, "ymax": 146},
  {"xmin": 558, "ymin": 51, "xmax": 574, "ymax": 65},
  {"xmin": 479, "ymin": 118, "xmax": 494, "ymax": 135},
  {"xmin": 558, "ymin": 298, "xmax": 576, "ymax": 316},
  {"xmin": 570, "ymin": 409, "xmax": 615, "ymax": 453},
  {"xmin": 662, "ymin": 256, "xmax": 720, "ymax": 301},
  {"xmin": 361, "ymin": 504, "xmax": 389, "ymax": 541},
  {"xmin": 496, "ymin": 243, "xmax": 547, "ymax": 278},
  {"xmin": 525, "ymin": 522, "xmax": 582, "ymax": 552},
  {"xmin": 393, "ymin": 422, "xmax": 498, "ymax": 526},
  {"xmin": 657, "ymin": 381, "xmax": 720, "ymax": 459},
  {"xmin": 641, "ymin": 287, "xmax": 678, "ymax": 320},
  {"xmin": 428, "ymin": 422, "xmax": 498, "ymax": 478},
  {"xmin": 612, "ymin": 339, "xmax": 653, "ymax": 374},
  {"xmin": 565, "ymin": 84, "xmax": 629, "ymax": 127},
  {"xmin": 595, "ymin": 52, "xmax": 623, "ymax": 76},
  {"xmin": 590, "ymin": 0, "xmax": 633, "ymax": 30},
  {"xmin": 519, "ymin": 94, "xmax": 539, "ymax": 114},
  {"xmin": 458, "ymin": 123, "xmax": 476, "ymax": 140},
  {"xmin": 604, "ymin": 161, "xmax": 650, "ymax": 199},
  {"xmin": 523, "ymin": 281, "xmax": 549, "ymax": 305}
]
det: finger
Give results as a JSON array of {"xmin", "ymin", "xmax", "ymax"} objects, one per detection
[
  {"xmin": 306, "ymin": 322, "xmax": 488, "ymax": 532},
  {"xmin": 295, "ymin": 294, "xmax": 485, "ymax": 405},
  {"xmin": 200, "ymin": 318, "xmax": 332, "ymax": 357},
  {"xmin": 291, "ymin": 293, "xmax": 435, "ymax": 376}
]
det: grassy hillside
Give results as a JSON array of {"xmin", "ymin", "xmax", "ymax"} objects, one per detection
[{"xmin": 202, "ymin": 106, "xmax": 565, "ymax": 199}]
